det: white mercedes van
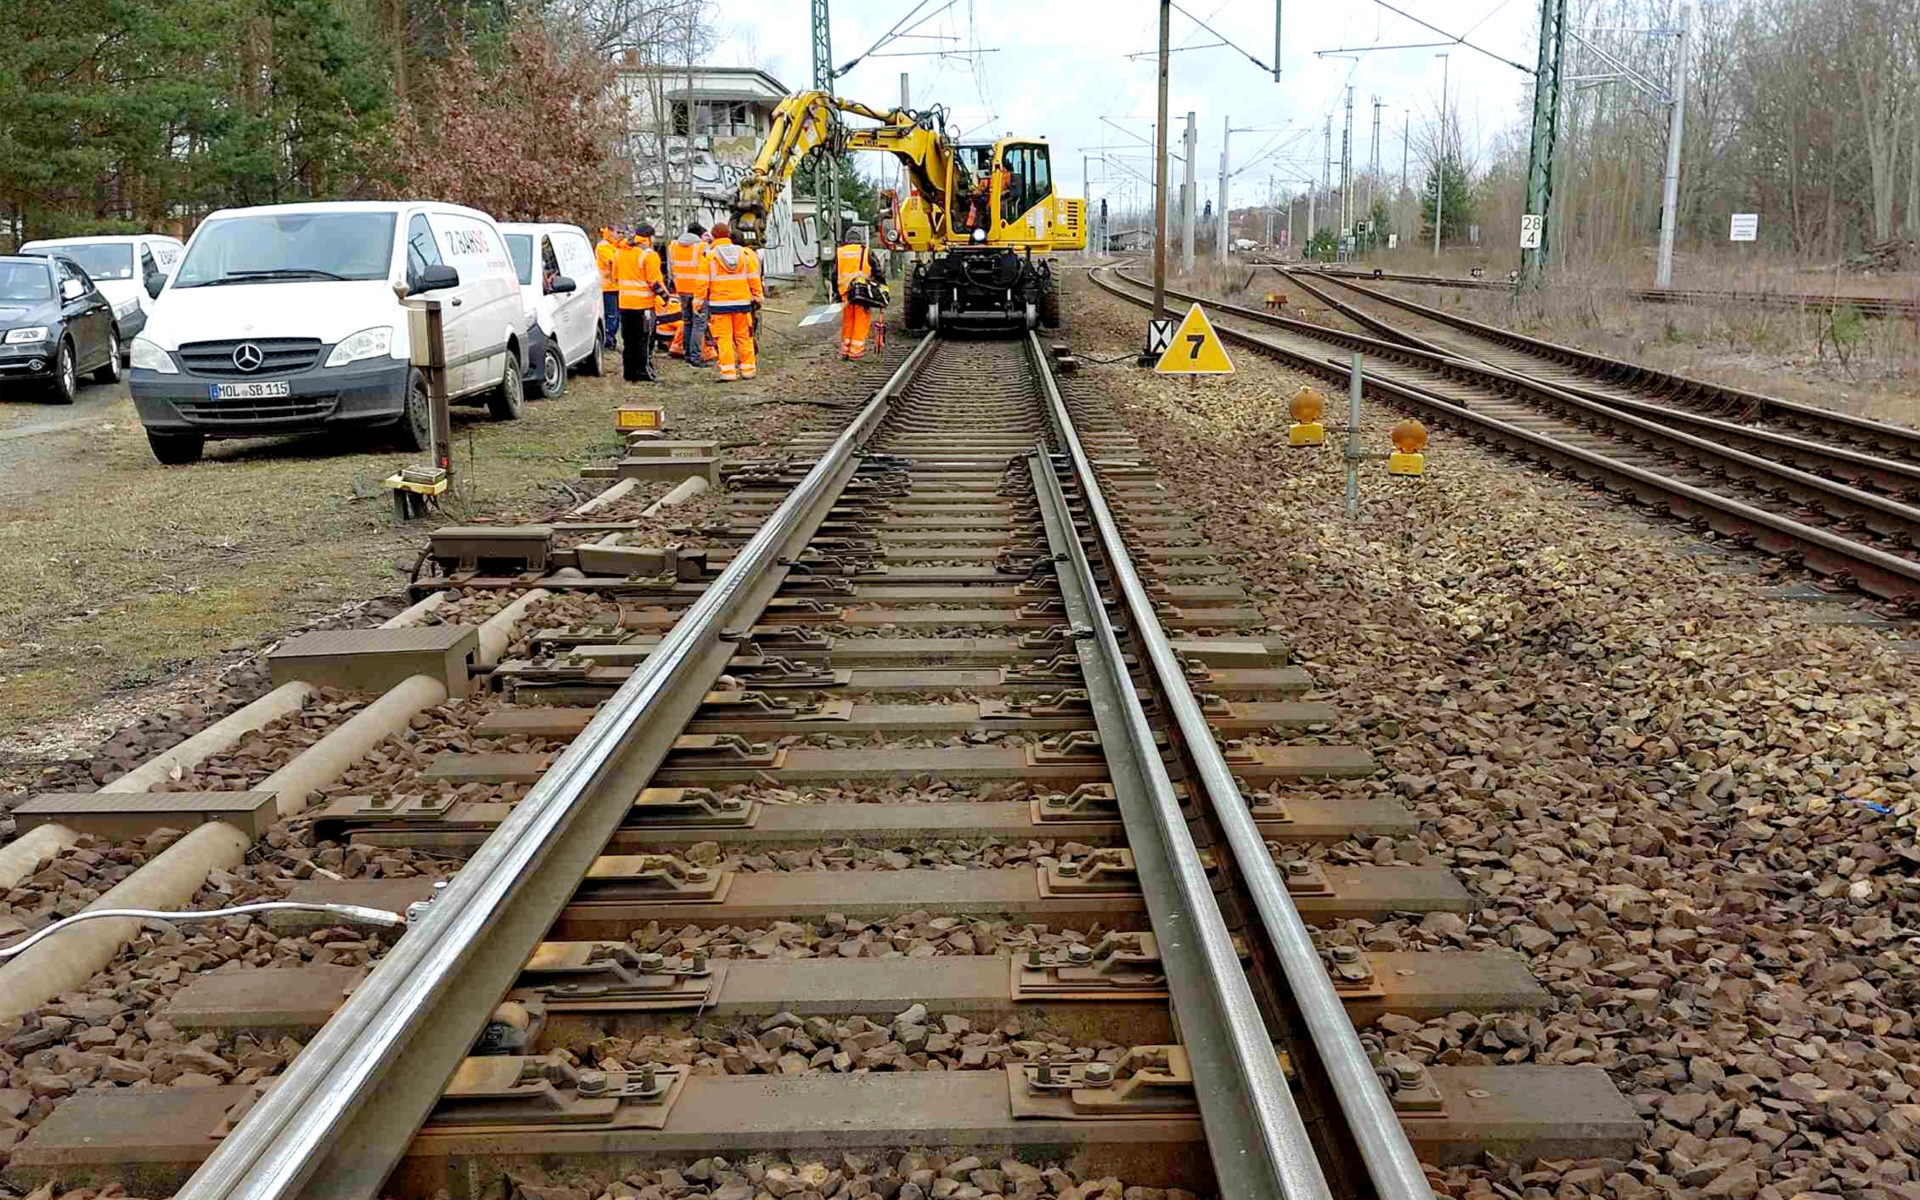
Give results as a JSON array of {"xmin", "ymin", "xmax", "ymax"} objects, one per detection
[
  {"xmin": 128, "ymin": 201, "xmax": 524, "ymax": 464},
  {"xmin": 18, "ymin": 233, "xmax": 184, "ymax": 358}
]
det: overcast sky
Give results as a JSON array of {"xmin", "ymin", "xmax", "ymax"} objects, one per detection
[{"xmin": 712, "ymin": 0, "xmax": 1539, "ymax": 214}]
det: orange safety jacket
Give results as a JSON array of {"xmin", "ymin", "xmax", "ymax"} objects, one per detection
[
  {"xmin": 666, "ymin": 234, "xmax": 706, "ymax": 299},
  {"xmin": 616, "ymin": 239, "xmax": 664, "ymax": 311},
  {"xmin": 595, "ymin": 234, "xmax": 620, "ymax": 292},
  {"xmin": 836, "ymin": 243, "xmax": 872, "ymax": 300},
  {"xmin": 702, "ymin": 239, "xmax": 763, "ymax": 313}
]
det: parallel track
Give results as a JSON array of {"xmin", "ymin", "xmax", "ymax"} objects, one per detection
[
  {"xmin": 1286, "ymin": 268, "xmax": 1920, "ymax": 464},
  {"xmin": 1095, "ymin": 267, "xmax": 1920, "ymax": 609},
  {"xmin": 1293, "ymin": 263, "xmax": 1920, "ymax": 321}
]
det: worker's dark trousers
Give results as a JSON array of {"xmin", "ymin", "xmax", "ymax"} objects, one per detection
[
  {"xmin": 602, "ymin": 291, "xmax": 620, "ymax": 347},
  {"xmin": 622, "ymin": 309, "xmax": 655, "ymax": 381}
]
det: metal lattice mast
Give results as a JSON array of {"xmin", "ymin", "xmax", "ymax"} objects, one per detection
[
  {"xmin": 1519, "ymin": 0, "xmax": 1569, "ymax": 288},
  {"xmin": 811, "ymin": 0, "xmax": 841, "ymax": 253}
]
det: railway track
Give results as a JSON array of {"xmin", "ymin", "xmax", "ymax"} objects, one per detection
[
  {"xmin": 1094, "ymin": 267, "xmax": 1920, "ymax": 610},
  {"xmin": 1290, "ymin": 263, "xmax": 1920, "ymax": 322},
  {"xmin": 0, "ymin": 326, "xmax": 1648, "ymax": 1199},
  {"xmin": 1284, "ymin": 269, "xmax": 1920, "ymax": 465}
]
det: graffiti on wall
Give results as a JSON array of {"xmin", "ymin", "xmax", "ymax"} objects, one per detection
[{"xmin": 632, "ymin": 134, "xmax": 821, "ymax": 273}]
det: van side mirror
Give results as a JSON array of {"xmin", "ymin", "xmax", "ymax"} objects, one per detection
[
  {"xmin": 61, "ymin": 279, "xmax": 85, "ymax": 302},
  {"xmin": 409, "ymin": 264, "xmax": 460, "ymax": 295},
  {"xmin": 547, "ymin": 275, "xmax": 576, "ymax": 295},
  {"xmin": 146, "ymin": 273, "xmax": 168, "ymax": 299}
]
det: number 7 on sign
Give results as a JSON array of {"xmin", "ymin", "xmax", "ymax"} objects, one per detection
[{"xmin": 1154, "ymin": 303, "xmax": 1235, "ymax": 375}]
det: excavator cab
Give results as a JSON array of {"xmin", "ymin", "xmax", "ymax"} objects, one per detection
[
  {"xmin": 731, "ymin": 88, "xmax": 1084, "ymax": 334},
  {"xmin": 907, "ymin": 138, "xmax": 1086, "ymax": 332}
]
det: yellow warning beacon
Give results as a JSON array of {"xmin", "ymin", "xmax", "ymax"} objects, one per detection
[
  {"xmin": 1289, "ymin": 387, "xmax": 1326, "ymax": 447},
  {"xmin": 1388, "ymin": 419, "xmax": 1428, "ymax": 476}
]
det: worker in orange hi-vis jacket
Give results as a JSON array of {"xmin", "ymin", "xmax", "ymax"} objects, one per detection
[
  {"xmin": 701, "ymin": 222, "xmax": 764, "ymax": 382},
  {"xmin": 836, "ymin": 231, "xmax": 875, "ymax": 360},
  {"xmin": 595, "ymin": 228, "xmax": 623, "ymax": 349},
  {"xmin": 615, "ymin": 224, "xmax": 665, "ymax": 382},
  {"xmin": 665, "ymin": 222, "xmax": 709, "ymax": 365}
]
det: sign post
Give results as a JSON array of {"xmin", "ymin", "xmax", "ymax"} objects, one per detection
[{"xmin": 384, "ymin": 296, "xmax": 452, "ymax": 521}]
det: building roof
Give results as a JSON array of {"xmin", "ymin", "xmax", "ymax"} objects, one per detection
[{"xmin": 613, "ymin": 64, "xmax": 789, "ymax": 102}]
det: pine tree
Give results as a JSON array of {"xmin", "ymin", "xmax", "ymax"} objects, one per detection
[{"xmin": 1420, "ymin": 152, "xmax": 1474, "ymax": 247}]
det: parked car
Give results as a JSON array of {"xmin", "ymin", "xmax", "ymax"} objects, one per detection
[
  {"xmin": 19, "ymin": 234, "xmax": 184, "ymax": 360},
  {"xmin": 499, "ymin": 222, "xmax": 604, "ymax": 398},
  {"xmin": 0, "ymin": 254, "xmax": 122, "ymax": 403},
  {"xmin": 128, "ymin": 200, "xmax": 525, "ymax": 465}
]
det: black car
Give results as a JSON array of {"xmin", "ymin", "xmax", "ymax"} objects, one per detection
[{"xmin": 0, "ymin": 254, "xmax": 121, "ymax": 403}]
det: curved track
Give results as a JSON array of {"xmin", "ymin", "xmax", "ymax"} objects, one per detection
[
  {"xmin": 1095, "ymin": 267, "xmax": 1920, "ymax": 610},
  {"xmin": 1286, "ymin": 268, "xmax": 1920, "ymax": 465},
  {"xmin": 1295, "ymin": 263, "xmax": 1920, "ymax": 322}
]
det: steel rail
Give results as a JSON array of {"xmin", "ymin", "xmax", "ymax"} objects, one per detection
[
  {"xmin": 1281, "ymin": 272, "xmax": 1920, "ymax": 496},
  {"xmin": 1289, "ymin": 262, "xmax": 1920, "ymax": 320},
  {"xmin": 1025, "ymin": 429, "xmax": 1320, "ymax": 1200},
  {"xmin": 1026, "ymin": 333, "xmax": 1431, "ymax": 1200},
  {"xmin": 1295, "ymin": 269, "xmax": 1920, "ymax": 458},
  {"xmin": 1146, "ymin": 271, "xmax": 1920, "ymax": 546},
  {"xmin": 1090, "ymin": 269, "xmax": 1920, "ymax": 605},
  {"xmin": 1118, "ymin": 268, "xmax": 1920, "ymax": 554},
  {"xmin": 184, "ymin": 332, "xmax": 941, "ymax": 1200}
]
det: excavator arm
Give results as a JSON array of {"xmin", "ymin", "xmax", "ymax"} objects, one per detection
[{"xmin": 731, "ymin": 89, "xmax": 955, "ymax": 250}]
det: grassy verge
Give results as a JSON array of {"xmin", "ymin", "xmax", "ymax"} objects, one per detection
[{"xmin": 0, "ymin": 305, "xmax": 843, "ymax": 737}]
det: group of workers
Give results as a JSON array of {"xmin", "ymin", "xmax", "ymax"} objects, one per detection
[
  {"xmin": 593, "ymin": 221, "xmax": 888, "ymax": 385},
  {"xmin": 596, "ymin": 222, "xmax": 764, "ymax": 383}
]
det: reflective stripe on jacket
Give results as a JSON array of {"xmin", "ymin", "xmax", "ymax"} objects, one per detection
[
  {"xmin": 616, "ymin": 241, "xmax": 664, "ymax": 310},
  {"xmin": 667, "ymin": 235, "xmax": 705, "ymax": 299},
  {"xmin": 703, "ymin": 240, "xmax": 763, "ymax": 312},
  {"xmin": 836, "ymin": 244, "xmax": 871, "ymax": 299}
]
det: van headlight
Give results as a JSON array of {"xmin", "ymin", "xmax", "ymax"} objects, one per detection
[
  {"xmin": 324, "ymin": 326, "xmax": 394, "ymax": 368},
  {"xmin": 129, "ymin": 337, "xmax": 176, "ymax": 373}
]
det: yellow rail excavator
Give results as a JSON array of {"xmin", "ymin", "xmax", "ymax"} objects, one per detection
[{"xmin": 730, "ymin": 90, "xmax": 1086, "ymax": 333}]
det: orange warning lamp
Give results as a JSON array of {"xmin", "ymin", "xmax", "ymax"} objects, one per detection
[
  {"xmin": 1289, "ymin": 386, "xmax": 1326, "ymax": 447},
  {"xmin": 1388, "ymin": 418, "xmax": 1427, "ymax": 476}
]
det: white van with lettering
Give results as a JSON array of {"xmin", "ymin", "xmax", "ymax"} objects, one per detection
[
  {"xmin": 128, "ymin": 200, "xmax": 524, "ymax": 465},
  {"xmin": 19, "ymin": 234, "xmax": 185, "ymax": 359},
  {"xmin": 499, "ymin": 222, "xmax": 605, "ymax": 397}
]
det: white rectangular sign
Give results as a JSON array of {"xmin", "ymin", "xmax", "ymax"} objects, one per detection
[
  {"xmin": 1729, "ymin": 213, "xmax": 1759, "ymax": 242},
  {"xmin": 1147, "ymin": 319, "xmax": 1175, "ymax": 355},
  {"xmin": 1388, "ymin": 233, "xmax": 1398, "ymax": 250},
  {"xmin": 1519, "ymin": 213, "xmax": 1544, "ymax": 250}
]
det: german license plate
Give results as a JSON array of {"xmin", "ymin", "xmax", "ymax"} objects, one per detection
[{"xmin": 209, "ymin": 381, "xmax": 289, "ymax": 400}]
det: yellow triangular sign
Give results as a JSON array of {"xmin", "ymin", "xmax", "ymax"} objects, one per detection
[{"xmin": 1153, "ymin": 303, "xmax": 1234, "ymax": 374}]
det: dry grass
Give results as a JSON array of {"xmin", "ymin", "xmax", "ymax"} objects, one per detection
[{"xmin": 0, "ymin": 304, "xmax": 846, "ymax": 737}]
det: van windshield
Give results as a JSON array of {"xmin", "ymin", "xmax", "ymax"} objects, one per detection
[
  {"xmin": 504, "ymin": 234, "xmax": 535, "ymax": 285},
  {"xmin": 30, "ymin": 243, "xmax": 134, "ymax": 280},
  {"xmin": 174, "ymin": 212, "xmax": 398, "ymax": 288}
]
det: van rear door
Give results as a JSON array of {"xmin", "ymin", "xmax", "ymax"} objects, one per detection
[{"xmin": 426, "ymin": 209, "xmax": 518, "ymax": 394}]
